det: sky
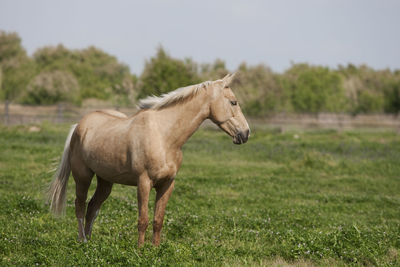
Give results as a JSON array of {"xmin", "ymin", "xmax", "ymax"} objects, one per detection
[{"xmin": 0, "ymin": 0, "xmax": 399, "ymax": 74}]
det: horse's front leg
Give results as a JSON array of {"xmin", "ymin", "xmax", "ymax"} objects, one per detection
[
  {"xmin": 153, "ymin": 179, "xmax": 175, "ymax": 246},
  {"xmin": 137, "ymin": 174, "xmax": 151, "ymax": 247}
]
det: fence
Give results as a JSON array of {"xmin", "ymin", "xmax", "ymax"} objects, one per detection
[
  {"xmin": 1, "ymin": 102, "xmax": 400, "ymax": 130},
  {"xmin": 0, "ymin": 102, "xmax": 138, "ymax": 125}
]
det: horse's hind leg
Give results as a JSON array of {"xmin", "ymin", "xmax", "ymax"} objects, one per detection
[
  {"xmin": 72, "ymin": 163, "xmax": 94, "ymax": 242},
  {"xmin": 74, "ymin": 179, "xmax": 92, "ymax": 242},
  {"xmin": 84, "ymin": 176, "xmax": 113, "ymax": 240}
]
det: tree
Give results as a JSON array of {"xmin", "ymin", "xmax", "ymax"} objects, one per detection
[
  {"xmin": 22, "ymin": 70, "xmax": 79, "ymax": 105},
  {"xmin": 339, "ymin": 64, "xmax": 386, "ymax": 114},
  {"xmin": 0, "ymin": 31, "xmax": 35, "ymax": 101},
  {"xmin": 0, "ymin": 65, "xmax": 2, "ymax": 92},
  {"xmin": 32, "ymin": 45, "xmax": 135, "ymax": 105},
  {"xmin": 383, "ymin": 78, "xmax": 400, "ymax": 114},
  {"xmin": 137, "ymin": 47, "xmax": 200, "ymax": 99},
  {"xmin": 231, "ymin": 63, "xmax": 283, "ymax": 116},
  {"xmin": 200, "ymin": 59, "xmax": 229, "ymax": 81},
  {"xmin": 282, "ymin": 64, "xmax": 346, "ymax": 113}
]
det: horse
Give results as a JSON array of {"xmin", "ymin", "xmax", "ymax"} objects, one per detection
[{"xmin": 48, "ymin": 73, "xmax": 250, "ymax": 246}]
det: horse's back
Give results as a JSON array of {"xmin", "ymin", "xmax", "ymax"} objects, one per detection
[
  {"xmin": 76, "ymin": 110, "xmax": 129, "ymax": 132},
  {"xmin": 96, "ymin": 109, "xmax": 128, "ymax": 119}
]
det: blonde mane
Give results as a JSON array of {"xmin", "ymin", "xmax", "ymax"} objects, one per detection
[{"xmin": 137, "ymin": 80, "xmax": 214, "ymax": 110}]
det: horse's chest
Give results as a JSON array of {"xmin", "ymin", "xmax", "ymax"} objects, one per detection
[{"xmin": 146, "ymin": 151, "xmax": 182, "ymax": 182}]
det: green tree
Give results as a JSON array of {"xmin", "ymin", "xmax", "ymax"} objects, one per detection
[
  {"xmin": 231, "ymin": 63, "xmax": 284, "ymax": 116},
  {"xmin": 137, "ymin": 47, "xmax": 200, "ymax": 99},
  {"xmin": 383, "ymin": 76, "xmax": 400, "ymax": 114},
  {"xmin": 339, "ymin": 64, "xmax": 387, "ymax": 114},
  {"xmin": 22, "ymin": 70, "xmax": 79, "ymax": 105},
  {"xmin": 200, "ymin": 59, "xmax": 229, "ymax": 81},
  {"xmin": 0, "ymin": 31, "xmax": 35, "ymax": 101},
  {"xmin": 33, "ymin": 45, "xmax": 135, "ymax": 105},
  {"xmin": 0, "ymin": 65, "xmax": 2, "ymax": 92},
  {"xmin": 283, "ymin": 64, "xmax": 346, "ymax": 113}
]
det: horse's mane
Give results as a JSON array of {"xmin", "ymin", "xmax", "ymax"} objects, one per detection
[{"xmin": 137, "ymin": 80, "xmax": 214, "ymax": 110}]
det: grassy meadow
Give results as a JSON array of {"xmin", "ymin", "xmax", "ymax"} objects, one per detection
[{"xmin": 0, "ymin": 122, "xmax": 399, "ymax": 266}]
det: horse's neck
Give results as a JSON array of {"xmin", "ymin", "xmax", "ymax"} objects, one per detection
[{"xmin": 155, "ymin": 93, "xmax": 210, "ymax": 149}]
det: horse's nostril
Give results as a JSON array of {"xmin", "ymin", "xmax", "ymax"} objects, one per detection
[{"xmin": 239, "ymin": 131, "xmax": 249, "ymax": 143}]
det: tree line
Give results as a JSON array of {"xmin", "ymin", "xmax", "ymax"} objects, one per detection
[{"xmin": 1, "ymin": 30, "xmax": 399, "ymax": 115}]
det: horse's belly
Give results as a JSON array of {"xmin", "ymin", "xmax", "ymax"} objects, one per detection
[
  {"xmin": 84, "ymin": 153, "xmax": 138, "ymax": 186},
  {"xmin": 105, "ymin": 172, "xmax": 138, "ymax": 186},
  {"xmin": 91, "ymin": 165, "xmax": 138, "ymax": 186}
]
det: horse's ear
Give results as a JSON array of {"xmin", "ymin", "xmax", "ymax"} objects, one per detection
[
  {"xmin": 222, "ymin": 73, "xmax": 231, "ymax": 80},
  {"xmin": 223, "ymin": 72, "xmax": 236, "ymax": 87},
  {"xmin": 229, "ymin": 72, "xmax": 237, "ymax": 81}
]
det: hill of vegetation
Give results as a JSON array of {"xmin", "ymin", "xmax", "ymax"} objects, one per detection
[{"xmin": 1, "ymin": 30, "xmax": 400, "ymax": 115}]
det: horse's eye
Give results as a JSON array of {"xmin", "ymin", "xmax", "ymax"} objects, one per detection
[{"xmin": 230, "ymin": 100, "xmax": 237, "ymax": 106}]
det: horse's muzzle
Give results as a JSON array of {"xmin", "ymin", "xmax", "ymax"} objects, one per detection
[{"xmin": 233, "ymin": 129, "xmax": 250, "ymax": 145}]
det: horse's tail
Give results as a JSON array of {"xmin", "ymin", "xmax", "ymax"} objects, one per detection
[{"xmin": 48, "ymin": 124, "xmax": 77, "ymax": 216}]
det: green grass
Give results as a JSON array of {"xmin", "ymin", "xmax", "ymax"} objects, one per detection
[{"xmin": 0, "ymin": 123, "xmax": 399, "ymax": 266}]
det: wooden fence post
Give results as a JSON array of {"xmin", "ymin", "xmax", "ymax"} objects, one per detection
[
  {"xmin": 4, "ymin": 99, "xmax": 9, "ymax": 125},
  {"xmin": 57, "ymin": 103, "xmax": 64, "ymax": 123}
]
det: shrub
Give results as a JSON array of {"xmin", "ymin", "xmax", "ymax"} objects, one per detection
[
  {"xmin": 282, "ymin": 64, "xmax": 346, "ymax": 114},
  {"xmin": 137, "ymin": 47, "xmax": 200, "ymax": 99},
  {"xmin": 22, "ymin": 70, "xmax": 79, "ymax": 105},
  {"xmin": 231, "ymin": 63, "xmax": 284, "ymax": 116},
  {"xmin": 33, "ymin": 45, "xmax": 135, "ymax": 104},
  {"xmin": 0, "ymin": 31, "xmax": 35, "ymax": 101},
  {"xmin": 340, "ymin": 65, "xmax": 388, "ymax": 114},
  {"xmin": 200, "ymin": 59, "xmax": 229, "ymax": 81}
]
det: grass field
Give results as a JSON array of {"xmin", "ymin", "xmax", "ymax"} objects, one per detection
[{"xmin": 0, "ymin": 123, "xmax": 399, "ymax": 266}]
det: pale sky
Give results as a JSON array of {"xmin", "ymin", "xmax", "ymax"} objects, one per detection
[{"xmin": 0, "ymin": 0, "xmax": 399, "ymax": 74}]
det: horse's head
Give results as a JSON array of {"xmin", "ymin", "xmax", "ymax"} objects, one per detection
[{"xmin": 208, "ymin": 73, "xmax": 250, "ymax": 145}]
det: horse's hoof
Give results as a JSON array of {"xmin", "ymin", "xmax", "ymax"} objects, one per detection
[{"xmin": 78, "ymin": 237, "xmax": 88, "ymax": 243}]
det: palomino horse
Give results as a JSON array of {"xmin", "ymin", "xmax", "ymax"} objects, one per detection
[{"xmin": 48, "ymin": 73, "xmax": 250, "ymax": 246}]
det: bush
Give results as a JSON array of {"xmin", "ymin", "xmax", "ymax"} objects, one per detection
[
  {"xmin": 3, "ymin": 32, "xmax": 400, "ymax": 115},
  {"xmin": 200, "ymin": 59, "xmax": 229, "ymax": 81},
  {"xmin": 22, "ymin": 71, "xmax": 80, "ymax": 105},
  {"xmin": 231, "ymin": 63, "xmax": 284, "ymax": 116},
  {"xmin": 383, "ymin": 79, "xmax": 400, "ymax": 114},
  {"xmin": 0, "ymin": 31, "xmax": 35, "ymax": 101},
  {"xmin": 137, "ymin": 47, "xmax": 200, "ymax": 99},
  {"xmin": 282, "ymin": 64, "xmax": 346, "ymax": 113},
  {"xmin": 339, "ymin": 65, "xmax": 389, "ymax": 114},
  {"xmin": 33, "ymin": 45, "xmax": 135, "ymax": 105}
]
